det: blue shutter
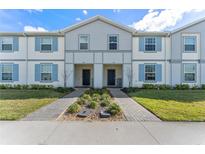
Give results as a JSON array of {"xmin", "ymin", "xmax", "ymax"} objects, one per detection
[
  {"xmin": 139, "ymin": 37, "xmax": 145, "ymax": 51},
  {"xmin": 35, "ymin": 64, "xmax": 40, "ymax": 81},
  {"xmin": 156, "ymin": 64, "xmax": 162, "ymax": 82},
  {"xmin": 52, "ymin": 37, "xmax": 58, "ymax": 52},
  {"xmin": 52, "ymin": 64, "xmax": 58, "ymax": 81},
  {"xmin": 13, "ymin": 64, "xmax": 19, "ymax": 81},
  {"xmin": 156, "ymin": 37, "xmax": 162, "ymax": 51},
  {"xmin": 13, "ymin": 37, "xmax": 19, "ymax": 51},
  {"xmin": 139, "ymin": 64, "xmax": 145, "ymax": 81},
  {"xmin": 0, "ymin": 38, "xmax": 2, "ymax": 51},
  {"xmin": 35, "ymin": 37, "xmax": 41, "ymax": 51},
  {"xmin": 182, "ymin": 36, "xmax": 185, "ymax": 52},
  {"xmin": 0, "ymin": 64, "xmax": 2, "ymax": 81}
]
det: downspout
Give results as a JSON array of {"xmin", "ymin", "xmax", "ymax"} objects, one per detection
[{"xmin": 23, "ymin": 33, "xmax": 28, "ymax": 85}]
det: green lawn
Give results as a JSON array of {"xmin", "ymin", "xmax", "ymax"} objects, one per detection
[
  {"xmin": 0, "ymin": 89, "xmax": 71, "ymax": 120},
  {"xmin": 128, "ymin": 90, "xmax": 205, "ymax": 121}
]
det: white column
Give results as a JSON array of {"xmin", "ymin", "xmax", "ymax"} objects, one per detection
[
  {"xmin": 123, "ymin": 64, "xmax": 132, "ymax": 87},
  {"xmin": 94, "ymin": 64, "xmax": 103, "ymax": 88},
  {"xmin": 65, "ymin": 64, "xmax": 74, "ymax": 87}
]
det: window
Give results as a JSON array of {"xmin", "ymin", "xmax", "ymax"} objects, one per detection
[
  {"xmin": 1, "ymin": 37, "xmax": 13, "ymax": 51},
  {"xmin": 184, "ymin": 64, "xmax": 196, "ymax": 82},
  {"xmin": 40, "ymin": 64, "xmax": 52, "ymax": 81},
  {"xmin": 184, "ymin": 36, "xmax": 196, "ymax": 52},
  {"xmin": 1, "ymin": 64, "xmax": 13, "ymax": 81},
  {"xmin": 145, "ymin": 64, "xmax": 156, "ymax": 81},
  {"xmin": 108, "ymin": 35, "xmax": 118, "ymax": 50},
  {"xmin": 79, "ymin": 35, "xmax": 89, "ymax": 50},
  {"xmin": 145, "ymin": 37, "xmax": 156, "ymax": 51},
  {"xmin": 41, "ymin": 37, "xmax": 52, "ymax": 51}
]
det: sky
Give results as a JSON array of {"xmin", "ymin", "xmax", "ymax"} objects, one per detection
[{"xmin": 1, "ymin": 9, "xmax": 205, "ymax": 32}]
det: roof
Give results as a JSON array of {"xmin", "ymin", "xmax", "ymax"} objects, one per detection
[
  {"xmin": 133, "ymin": 31, "xmax": 170, "ymax": 36},
  {"xmin": 171, "ymin": 17, "xmax": 205, "ymax": 34},
  {"xmin": 0, "ymin": 31, "xmax": 64, "ymax": 36},
  {"xmin": 61, "ymin": 15, "xmax": 136, "ymax": 33}
]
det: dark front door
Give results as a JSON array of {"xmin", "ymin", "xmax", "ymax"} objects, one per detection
[
  {"xmin": 82, "ymin": 69, "xmax": 90, "ymax": 86},
  {"xmin": 107, "ymin": 69, "xmax": 115, "ymax": 86}
]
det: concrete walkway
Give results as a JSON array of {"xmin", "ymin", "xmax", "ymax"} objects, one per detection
[
  {"xmin": 109, "ymin": 88, "xmax": 161, "ymax": 121},
  {"xmin": 1, "ymin": 121, "xmax": 205, "ymax": 145},
  {"xmin": 21, "ymin": 88, "xmax": 86, "ymax": 121}
]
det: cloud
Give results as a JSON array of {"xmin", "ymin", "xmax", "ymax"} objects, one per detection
[
  {"xmin": 130, "ymin": 9, "xmax": 205, "ymax": 31},
  {"xmin": 24, "ymin": 25, "xmax": 48, "ymax": 32},
  {"xmin": 25, "ymin": 9, "xmax": 43, "ymax": 14},
  {"xmin": 75, "ymin": 17, "xmax": 81, "ymax": 21},
  {"xmin": 113, "ymin": 9, "xmax": 120, "ymax": 13},
  {"xmin": 83, "ymin": 10, "xmax": 88, "ymax": 15}
]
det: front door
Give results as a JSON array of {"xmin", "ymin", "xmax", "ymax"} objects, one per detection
[
  {"xmin": 107, "ymin": 69, "xmax": 115, "ymax": 86},
  {"xmin": 82, "ymin": 69, "xmax": 90, "ymax": 86}
]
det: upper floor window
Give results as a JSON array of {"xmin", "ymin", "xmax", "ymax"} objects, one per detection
[
  {"xmin": 108, "ymin": 35, "xmax": 118, "ymax": 50},
  {"xmin": 145, "ymin": 64, "xmax": 156, "ymax": 81},
  {"xmin": 145, "ymin": 37, "xmax": 156, "ymax": 51},
  {"xmin": 1, "ymin": 64, "xmax": 13, "ymax": 81},
  {"xmin": 184, "ymin": 63, "xmax": 196, "ymax": 82},
  {"xmin": 79, "ymin": 35, "xmax": 89, "ymax": 50},
  {"xmin": 40, "ymin": 64, "xmax": 52, "ymax": 81},
  {"xmin": 1, "ymin": 37, "xmax": 13, "ymax": 51},
  {"xmin": 41, "ymin": 37, "xmax": 52, "ymax": 52},
  {"xmin": 184, "ymin": 36, "xmax": 196, "ymax": 52}
]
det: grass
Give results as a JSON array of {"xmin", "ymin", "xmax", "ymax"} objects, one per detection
[
  {"xmin": 128, "ymin": 90, "xmax": 205, "ymax": 121},
  {"xmin": 0, "ymin": 89, "xmax": 71, "ymax": 120}
]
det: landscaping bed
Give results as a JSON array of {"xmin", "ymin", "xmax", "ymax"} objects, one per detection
[{"xmin": 60, "ymin": 89, "xmax": 125, "ymax": 121}]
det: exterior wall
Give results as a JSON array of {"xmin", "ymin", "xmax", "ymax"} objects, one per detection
[
  {"xmin": 27, "ymin": 36, "xmax": 64, "ymax": 60},
  {"xmin": 27, "ymin": 61, "xmax": 64, "ymax": 87},
  {"xmin": 74, "ymin": 64, "xmax": 93, "ymax": 87},
  {"xmin": 132, "ymin": 61, "xmax": 170, "ymax": 87},
  {"xmin": 0, "ymin": 61, "xmax": 27, "ymax": 85},
  {"xmin": 0, "ymin": 37, "xmax": 27, "ymax": 60},
  {"xmin": 103, "ymin": 64, "xmax": 122, "ymax": 87},
  {"xmin": 65, "ymin": 20, "xmax": 132, "ymax": 51}
]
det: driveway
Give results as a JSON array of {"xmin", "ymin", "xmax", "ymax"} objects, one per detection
[{"xmin": 1, "ymin": 121, "xmax": 205, "ymax": 145}]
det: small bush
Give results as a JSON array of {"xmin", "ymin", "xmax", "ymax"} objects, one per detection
[
  {"xmin": 106, "ymin": 103, "xmax": 121, "ymax": 116},
  {"xmin": 55, "ymin": 87, "xmax": 73, "ymax": 93},
  {"xmin": 175, "ymin": 84, "xmax": 190, "ymax": 90},
  {"xmin": 192, "ymin": 85, "xmax": 199, "ymax": 90},
  {"xmin": 89, "ymin": 101, "xmax": 98, "ymax": 109},
  {"xmin": 121, "ymin": 87, "xmax": 140, "ymax": 93},
  {"xmin": 0, "ymin": 84, "xmax": 12, "ymax": 89},
  {"xmin": 67, "ymin": 103, "xmax": 81, "ymax": 113},
  {"xmin": 101, "ymin": 93, "xmax": 111, "ymax": 101},
  {"xmin": 201, "ymin": 84, "xmax": 205, "ymax": 90},
  {"xmin": 29, "ymin": 84, "xmax": 53, "ymax": 90},
  {"xmin": 142, "ymin": 84, "xmax": 158, "ymax": 89},
  {"xmin": 81, "ymin": 94, "xmax": 92, "ymax": 101},
  {"xmin": 158, "ymin": 84, "xmax": 172, "ymax": 90},
  {"xmin": 100, "ymin": 100, "xmax": 110, "ymax": 107}
]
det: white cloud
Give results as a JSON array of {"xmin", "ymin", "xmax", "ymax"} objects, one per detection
[
  {"xmin": 83, "ymin": 10, "xmax": 88, "ymax": 15},
  {"xmin": 130, "ymin": 9, "xmax": 205, "ymax": 31},
  {"xmin": 113, "ymin": 9, "xmax": 120, "ymax": 13},
  {"xmin": 75, "ymin": 17, "xmax": 81, "ymax": 21},
  {"xmin": 24, "ymin": 25, "xmax": 48, "ymax": 32},
  {"xmin": 25, "ymin": 9, "xmax": 43, "ymax": 14}
]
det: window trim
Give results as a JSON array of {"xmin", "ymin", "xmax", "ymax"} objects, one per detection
[
  {"xmin": 144, "ymin": 63, "xmax": 156, "ymax": 82},
  {"xmin": 144, "ymin": 37, "xmax": 156, "ymax": 52},
  {"xmin": 183, "ymin": 36, "xmax": 197, "ymax": 53},
  {"xmin": 1, "ymin": 37, "xmax": 13, "ymax": 52},
  {"xmin": 40, "ymin": 63, "xmax": 53, "ymax": 82},
  {"xmin": 79, "ymin": 34, "xmax": 89, "ymax": 51},
  {"xmin": 1, "ymin": 63, "xmax": 13, "ymax": 82},
  {"xmin": 183, "ymin": 63, "xmax": 197, "ymax": 83},
  {"xmin": 108, "ymin": 34, "xmax": 119, "ymax": 51},
  {"xmin": 40, "ymin": 37, "xmax": 53, "ymax": 53}
]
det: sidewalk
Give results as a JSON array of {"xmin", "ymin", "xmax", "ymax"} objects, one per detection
[
  {"xmin": 109, "ymin": 88, "xmax": 161, "ymax": 121},
  {"xmin": 21, "ymin": 88, "xmax": 86, "ymax": 121}
]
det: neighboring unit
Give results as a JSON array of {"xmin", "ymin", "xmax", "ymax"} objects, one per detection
[{"xmin": 0, "ymin": 15, "xmax": 205, "ymax": 88}]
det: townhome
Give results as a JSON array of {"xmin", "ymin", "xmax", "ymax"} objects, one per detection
[{"xmin": 0, "ymin": 15, "xmax": 205, "ymax": 88}]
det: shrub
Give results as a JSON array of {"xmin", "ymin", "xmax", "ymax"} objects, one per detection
[
  {"xmin": 192, "ymin": 85, "xmax": 199, "ymax": 90},
  {"xmin": 175, "ymin": 84, "xmax": 190, "ymax": 90},
  {"xmin": 201, "ymin": 84, "xmax": 205, "ymax": 90},
  {"xmin": 101, "ymin": 93, "xmax": 111, "ymax": 101},
  {"xmin": 100, "ymin": 100, "xmax": 110, "ymax": 107},
  {"xmin": 89, "ymin": 101, "xmax": 98, "ymax": 109},
  {"xmin": 106, "ymin": 103, "xmax": 121, "ymax": 116},
  {"xmin": 81, "ymin": 94, "xmax": 92, "ymax": 101},
  {"xmin": 142, "ymin": 84, "xmax": 158, "ymax": 89},
  {"xmin": 13, "ymin": 84, "xmax": 23, "ymax": 89},
  {"xmin": 55, "ymin": 87, "xmax": 73, "ymax": 93},
  {"xmin": 121, "ymin": 87, "xmax": 140, "ymax": 93},
  {"xmin": 0, "ymin": 84, "xmax": 12, "ymax": 89},
  {"xmin": 67, "ymin": 103, "xmax": 81, "ymax": 113},
  {"xmin": 29, "ymin": 84, "xmax": 54, "ymax": 90},
  {"xmin": 158, "ymin": 84, "xmax": 172, "ymax": 90}
]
